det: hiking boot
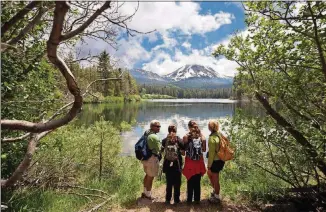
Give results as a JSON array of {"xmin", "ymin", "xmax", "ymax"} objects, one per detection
[
  {"xmin": 165, "ymin": 200, "xmax": 171, "ymax": 205},
  {"xmin": 141, "ymin": 193, "xmax": 155, "ymax": 201},
  {"xmin": 208, "ymin": 196, "xmax": 221, "ymax": 204}
]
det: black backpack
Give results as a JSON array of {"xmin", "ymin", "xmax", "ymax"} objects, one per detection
[
  {"xmin": 135, "ymin": 131, "xmax": 152, "ymax": 161},
  {"xmin": 186, "ymin": 137, "xmax": 202, "ymax": 161}
]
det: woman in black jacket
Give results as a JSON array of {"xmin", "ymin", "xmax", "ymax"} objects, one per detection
[{"xmin": 161, "ymin": 124, "xmax": 184, "ymax": 205}]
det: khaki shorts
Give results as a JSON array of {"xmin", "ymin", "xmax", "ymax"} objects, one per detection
[{"xmin": 142, "ymin": 155, "xmax": 159, "ymax": 177}]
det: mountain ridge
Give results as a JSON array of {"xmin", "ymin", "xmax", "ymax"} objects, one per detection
[{"xmin": 130, "ymin": 64, "xmax": 233, "ymax": 88}]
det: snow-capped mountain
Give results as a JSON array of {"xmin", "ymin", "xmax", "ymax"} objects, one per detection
[
  {"xmin": 129, "ymin": 65, "xmax": 233, "ymax": 88},
  {"xmin": 165, "ymin": 64, "xmax": 228, "ymax": 81}
]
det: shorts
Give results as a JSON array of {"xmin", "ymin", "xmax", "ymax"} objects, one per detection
[
  {"xmin": 211, "ymin": 160, "xmax": 225, "ymax": 173},
  {"xmin": 142, "ymin": 155, "xmax": 160, "ymax": 177}
]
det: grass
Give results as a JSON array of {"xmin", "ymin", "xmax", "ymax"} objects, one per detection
[
  {"xmin": 84, "ymin": 94, "xmax": 141, "ymax": 103},
  {"xmin": 141, "ymin": 94, "xmax": 176, "ymax": 99}
]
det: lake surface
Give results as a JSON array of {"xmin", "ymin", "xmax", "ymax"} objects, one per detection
[{"xmin": 77, "ymin": 99, "xmax": 253, "ymax": 156}]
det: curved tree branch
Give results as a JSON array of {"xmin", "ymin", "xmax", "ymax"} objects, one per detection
[
  {"xmin": 1, "ymin": 1, "xmax": 41, "ymax": 37},
  {"xmin": 1, "ymin": 130, "xmax": 51, "ymax": 187},
  {"xmin": 60, "ymin": 1, "xmax": 111, "ymax": 41},
  {"xmin": 1, "ymin": 1, "xmax": 83, "ymax": 133}
]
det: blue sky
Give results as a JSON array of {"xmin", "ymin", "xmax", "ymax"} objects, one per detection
[{"xmin": 81, "ymin": 2, "xmax": 246, "ymax": 77}]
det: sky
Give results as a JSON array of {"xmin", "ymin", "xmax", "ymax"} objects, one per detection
[{"xmin": 79, "ymin": 2, "xmax": 246, "ymax": 77}]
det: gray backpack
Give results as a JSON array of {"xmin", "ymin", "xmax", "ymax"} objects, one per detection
[
  {"xmin": 164, "ymin": 138, "xmax": 178, "ymax": 161},
  {"xmin": 187, "ymin": 137, "xmax": 202, "ymax": 161}
]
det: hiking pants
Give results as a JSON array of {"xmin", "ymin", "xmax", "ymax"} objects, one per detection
[
  {"xmin": 187, "ymin": 174, "xmax": 201, "ymax": 202},
  {"xmin": 165, "ymin": 171, "xmax": 181, "ymax": 202}
]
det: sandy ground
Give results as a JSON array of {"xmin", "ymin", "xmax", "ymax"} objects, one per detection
[{"xmin": 111, "ymin": 185, "xmax": 260, "ymax": 212}]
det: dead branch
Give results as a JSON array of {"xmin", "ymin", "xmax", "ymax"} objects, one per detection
[
  {"xmin": 80, "ymin": 198, "xmax": 111, "ymax": 212},
  {"xmin": 1, "ymin": 1, "xmax": 41, "ymax": 37},
  {"xmin": 61, "ymin": 1, "xmax": 111, "ymax": 41},
  {"xmin": 2, "ymin": 133, "xmax": 31, "ymax": 143},
  {"xmin": 1, "ymin": 130, "xmax": 51, "ymax": 187},
  {"xmin": 66, "ymin": 192, "xmax": 92, "ymax": 202},
  {"xmin": 58, "ymin": 184, "xmax": 109, "ymax": 196}
]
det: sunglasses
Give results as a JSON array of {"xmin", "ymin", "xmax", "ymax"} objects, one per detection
[{"xmin": 154, "ymin": 125, "xmax": 161, "ymax": 128}]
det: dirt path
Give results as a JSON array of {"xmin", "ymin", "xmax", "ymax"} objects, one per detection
[{"xmin": 112, "ymin": 185, "xmax": 260, "ymax": 212}]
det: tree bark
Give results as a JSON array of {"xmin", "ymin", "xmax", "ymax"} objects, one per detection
[
  {"xmin": 1, "ymin": 1, "xmax": 83, "ymax": 133},
  {"xmin": 1, "ymin": 131, "xmax": 50, "ymax": 187},
  {"xmin": 60, "ymin": 1, "xmax": 111, "ymax": 41}
]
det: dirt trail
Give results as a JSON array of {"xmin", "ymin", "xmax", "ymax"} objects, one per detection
[{"xmin": 112, "ymin": 185, "xmax": 260, "ymax": 212}]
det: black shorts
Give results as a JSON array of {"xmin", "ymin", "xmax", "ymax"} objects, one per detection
[{"xmin": 211, "ymin": 160, "xmax": 225, "ymax": 173}]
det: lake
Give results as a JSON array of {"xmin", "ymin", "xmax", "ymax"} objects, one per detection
[{"xmin": 77, "ymin": 99, "xmax": 253, "ymax": 156}]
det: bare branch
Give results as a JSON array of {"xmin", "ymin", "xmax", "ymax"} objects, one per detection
[
  {"xmin": 60, "ymin": 1, "xmax": 111, "ymax": 41},
  {"xmin": 2, "ymin": 133, "xmax": 31, "ymax": 143},
  {"xmin": 80, "ymin": 198, "xmax": 111, "ymax": 212},
  {"xmin": 1, "ymin": 1, "xmax": 41, "ymax": 37},
  {"xmin": 58, "ymin": 184, "xmax": 109, "ymax": 196},
  {"xmin": 1, "ymin": 130, "xmax": 51, "ymax": 188}
]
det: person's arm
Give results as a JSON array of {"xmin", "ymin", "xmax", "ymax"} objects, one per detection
[
  {"xmin": 181, "ymin": 135, "xmax": 188, "ymax": 156},
  {"xmin": 161, "ymin": 138, "xmax": 166, "ymax": 153},
  {"xmin": 147, "ymin": 134, "xmax": 161, "ymax": 156},
  {"xmin": 207, "ymin": 136, "xmax": 215, "ymax": 169},
  {"xmin": 201, "ymin": 134, "xmax": 206, "ymax": 152}
]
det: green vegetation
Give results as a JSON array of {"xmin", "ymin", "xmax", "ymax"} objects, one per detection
[
  {"xmin": 139, "ymin": 84, "xmax": 234, "ymax": 99},
  {"xmin": 141, "ymin": 94, "xmax": 176, "ymax": 99},
  {"xmin": 6, "ymin": 120, "xmax": 144, "ymax": 211},
  {"xmin": 214, "ymin": 1, "xmax": 326, "ymax": 207}
]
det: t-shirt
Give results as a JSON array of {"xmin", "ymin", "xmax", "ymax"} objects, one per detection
[
  {"xmin": 208, "ymin": 132, "xmax": 220, "ymax": 168},
  {"xmin": 147, "ymin": 132, "xmax": 161, "ymax": 156}
]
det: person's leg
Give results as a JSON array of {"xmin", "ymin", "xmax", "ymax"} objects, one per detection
[
  {"xmin": 165, "ymin": 172, "xmax": 173, "ymax": 202},
  {"xmin": 207, "ymin": 170, "xmax": 215, "ymax": 191},
  {"xmin": 145, "ymin": 175, "xmax": 154, "ymax": 192},
  {"xmin": 194, "ymin": 174, "xmax": 201, "ymax": 202},
  {"xmin": 146, "ymin": 156, "xmax": 159, "ymax": 196},
  {"xmin": 173, "ymin": 172, "xmax": 181, "ymax": 203},
  {"xmin": 187, "ymin": 176, "xmax": 194, "ymax": 202},
  {"xmin": 213, "ymin": 173, "xmax": 220, "ymax": 195}
]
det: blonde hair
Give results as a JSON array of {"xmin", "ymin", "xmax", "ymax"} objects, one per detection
[
  {"xmin": 150, "ymin": 120, "xmax": 160, "ymax": 128},
  {"xmin": 208, "ymin": 120, "xmax": 219, "ymax": 132}
]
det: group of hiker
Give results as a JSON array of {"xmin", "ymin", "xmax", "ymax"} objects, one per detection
[{"xmin": 135, "ymin": 119, "xmax": 234, "ymax": 205}]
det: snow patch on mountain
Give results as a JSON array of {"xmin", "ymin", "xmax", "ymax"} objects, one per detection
[{"xmin": 165, "ymin": 64, "xmax": 230, "ymax": 81}]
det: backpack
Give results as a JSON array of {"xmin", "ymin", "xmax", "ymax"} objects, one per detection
[
  {"xmin": 135, "ymin": 131, "xmax": 152, "ymax": 161},
  {"xmin": 216, "ymin": 133, "xmax": 234, "ymax": 161},
  {"xmin": 187, "ymin": 136, "xmax": 202, "ymax": 161},
  {"xmin": 164, "ymin": 137, "xmax": 179, "ymax": 161}
]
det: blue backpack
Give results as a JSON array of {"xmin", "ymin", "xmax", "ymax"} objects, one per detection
[{"xmin": 135, "ymin": 131, "xmax": 152, "ymax": 161}]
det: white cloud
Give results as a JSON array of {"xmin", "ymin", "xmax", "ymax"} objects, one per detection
[
  {"xmin": 141, "ymin": 29, "xmax": 252, "ymax": 77},
  {"xmin": 119, "ymin": 2, "xmax": 234, "ymax": 35},
  {"xmin": 114, "ymin": 37, "xmax": 151, "ymax": 69},
  {"xmin": 182, "ymin": 41, "xmax": 191, "ymax": 49},
  {"xmin": 142, "ymin": 47, "xmax": 238, "ymax": 77}
]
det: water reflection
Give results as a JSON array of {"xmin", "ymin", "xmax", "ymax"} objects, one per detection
[{"xmin": 77, "ymin": 100, "xmax": 259, "ymax": 156}]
